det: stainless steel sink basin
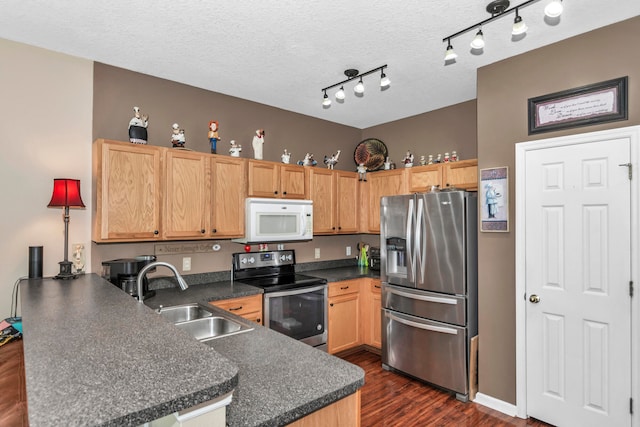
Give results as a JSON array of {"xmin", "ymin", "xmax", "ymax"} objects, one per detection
[
  {"xmin": 158, "ymin": 303, "xmax": 213, "ymax": 323},
  {"xmin": 158, "ymin": 303, "xmax": 253, "ymax": 341},
  {"xmin": 175, "ymin": 316, "xmax": 252, "ymax": 341}
]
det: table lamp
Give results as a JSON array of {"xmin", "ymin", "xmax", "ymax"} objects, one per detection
[{"xmin": 47, "ymin": 178, "xmax": 85, "ymax": 279}]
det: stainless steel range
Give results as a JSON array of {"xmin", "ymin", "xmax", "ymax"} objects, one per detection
[{"xmin": 232, "ymin": 250, "xmax": 328, "ymax": 350}]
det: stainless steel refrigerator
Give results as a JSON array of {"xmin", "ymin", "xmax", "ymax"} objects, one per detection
[{"xmin": 380, "ymin": 189, "xmax": 477, "ymax": 401}]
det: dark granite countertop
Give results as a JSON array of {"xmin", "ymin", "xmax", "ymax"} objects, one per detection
[
  {"xmin": 20, "ymin": 272, "xmax": 364, "ymax": 427},
  {"xmin": 20, "ymin": 274, "xmax": 238, "ymax": 427}
]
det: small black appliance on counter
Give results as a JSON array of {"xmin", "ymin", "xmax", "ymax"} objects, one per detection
[
  {"xmin": 369, "ymin": 246, "xmax": 381, "ymax": 270},
  {"xmin": 101, "ymin": 255, "xmax": 157, "ymax": 300}
]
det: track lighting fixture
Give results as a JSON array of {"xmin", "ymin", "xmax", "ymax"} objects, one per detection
[
  {"xmin": 470, "ymin": 29, "xmax": 485, "ymax": 49},
  {"xmin": 322, "ymin": 90, "xmax": 331, "ymax": 107},
  {"xmin": 444, "ymin": 39, "xmax": 458, "ymax": 61},
  {"xmin": 321, "ymin": 65, "xmax": 389, "ymax": 107},
  {"xmin": 512, "ymin": 8, "xmax": 528, "ymax": 35},
  {"xmin": 442, "ymin": 0, "xmax": 564, "ymax": 62},
  {"xmin": 544, "ymin": 0, "xmax": 563, "ymax": 18}
]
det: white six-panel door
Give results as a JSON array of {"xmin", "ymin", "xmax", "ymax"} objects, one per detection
[{"xmin": 519, "ymin": 135, "xmax": 633, "ymax": 426}]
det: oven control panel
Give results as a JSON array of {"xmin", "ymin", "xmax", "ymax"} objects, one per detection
[{"xmin": 233, "ymin": 250, "xmax": 295, "ymax": 269}]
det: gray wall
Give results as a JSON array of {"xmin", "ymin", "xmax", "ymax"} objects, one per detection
[{"xmin": 476, "ymin": 16, "xmax": 640, "ymax": 403}]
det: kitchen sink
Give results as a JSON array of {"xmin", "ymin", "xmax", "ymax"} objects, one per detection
[
  {"xmin": 158, "ymin": 303, "xmax": 213, "ymax": 323},
  {"xmin": 158, "ymin": 303, "xmax": 253, "ymax": 341},
  {"xmin": 175, "ymin": 316, "xmax": 252, "ymax": 341}
]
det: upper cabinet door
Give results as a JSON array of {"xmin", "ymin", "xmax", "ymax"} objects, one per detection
[
  {"xmin": 247, "ymin": 160, "xmax": 280, "ymax": 198},
  {"xmin": 279, "ymin": 164, "xmax": 307, "ymax": 199},
  {"xmin": 307, "ymin": 168, "xmax": 335, "ymax": 234},
  {"xmin": 442, "ymin": 159, "xmax": 478, "ymax": 190},
  {"xmin": 163, "ymin": 150, "xmax": 209, "ymax": 239},
  {"xmin": 407, "ymin": 164, "xmax": 443, "ymax": 193},
  {"xmin": 211, "ymin": 156, "xmax": 246, "ymax": 238},
  {"xmin": 94, "ymin": 140, "xmax": 163, "ymax": 242},
  {"xmin": 336, "ymin": 171, "xmax": 359, "ymax": 233},
  {"xmin": 368, "ymin": 169, "xmax": 406, "ymax": 233}
]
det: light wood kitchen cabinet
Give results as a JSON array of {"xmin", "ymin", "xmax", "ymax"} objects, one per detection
[
  {"xmin": 364, "ymin": 279, "xmax": 382, "ymax": 349},
  {"xmin": 163, "ymin": 151, "xmax": 246, "ymax": 240},
  {"xmin": 210, "ymin": 294, "xmax": 263, "ymax": 325},
  {"xmin": 407, "ymin": 164, "xmax": 443, "ymax": 193},
  {"xmin": 163, "ymin": 149, "xmax": 209, "ymax": 239},
  {"xmin": 367, "ymin": 169, "xmax": 406, "ymax": 233},
  {"xmin": 442, "ymin": 159, "xmax": 478, "ymax": 190},
  {"xmin": 307, "ymin": 169, "xmax": 359, "ymax": 234},
  {"xmin": 93, "ymin": 139, "xmax": 163, "ymax": 242},
  {"xmin": 328, "ymin": 280, "xmax": 361, "ymax": 354},
  {"xmin": 247, "ymin": 160, "xmax": 306, "ymax": 199},
  {"xmin": 210, "ymin": 156, "xmax": 246, "ymax": 238}
]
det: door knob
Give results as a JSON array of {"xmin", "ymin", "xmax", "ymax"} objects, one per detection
[{"xmin": 529, "ymin": 294, "xmax": 540, "ymax": 303}]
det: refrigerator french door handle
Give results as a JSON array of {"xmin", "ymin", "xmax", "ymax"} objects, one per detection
[
  {"xmin": 406, "ymin": 198, "xmax": 415, "ymax": 283},
  {"xmin": 386, "ymin": 287, "xmax": 458, "ymax": 305},
  {"xmin": 386, "ymin": 311, "xmax": 459, "ymax": 335},
  {"xmin": 416, "ymin": 197, "xmax": 426, "ymax": 284}
]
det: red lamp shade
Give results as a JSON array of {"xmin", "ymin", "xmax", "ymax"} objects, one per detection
[{"xmin": 47, "ymin": 179, "xmax": 86, "ymax": 208}]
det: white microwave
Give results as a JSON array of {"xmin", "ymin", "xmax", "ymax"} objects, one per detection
[{"xmin": 233, "ymin": 198, "xmax": 313, "ymax": 243}]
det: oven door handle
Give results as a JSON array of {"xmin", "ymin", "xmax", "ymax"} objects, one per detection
[{"xmin": 265, "ymin": 284, "xmax": 326, "ymax": 298}]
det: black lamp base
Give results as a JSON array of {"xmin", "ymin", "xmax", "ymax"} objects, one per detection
[{"xmin": 54, "ymin": 261, "xmax": 78, "ymax": 280}]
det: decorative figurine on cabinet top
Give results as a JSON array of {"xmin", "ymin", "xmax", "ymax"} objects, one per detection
[
  {"xmin": 229, "ymin": 140, "xmax": 242, "ymax": 157},
  {"xmin": 128, "ymin": 106, "xmax": 149, "ymax": 144},
  {"xmin": 357, "ymin": 163, "xmax": 367, "ymax": 181},
  {"xmin": 403, "ymin": 150, "xmax": 414, "ymax": 167},
  {"xmin": 297, "ymin": 153, "xmax": 317, "ymax": 167},
  {"xmin": 171, "ymin": 123, "xmax": 185, "ymax": 148},
  {"xmin": 384, "ymin": 157, "xmax": 391, "ymax": 170},
  {"xmin": 252, "ymin": 129, "xmax": 265, "ymax": 159},
  {"xmin": 323, "ymin": 150, "xmax": 341, "ymax": 170},
  {"xmin": 419, "ymin": 155, "xmax": 427, "ymax": 166},
  {"xmin": 281, "ymin": 149, "xmax": 291, "ymax": 164},
  {"xmin": 208, "ymin": 121, "xmax": 221, "ymax": 154}
]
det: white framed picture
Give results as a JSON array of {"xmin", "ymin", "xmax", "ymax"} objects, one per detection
[{"xmin": 480, "ymin": 166, "xmax": 509, "ymax": 232}]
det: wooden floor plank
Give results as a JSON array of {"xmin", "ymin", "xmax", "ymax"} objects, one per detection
[{"xmin": 340, "ymin": 350, "xmax": 553, "ymax": 427}]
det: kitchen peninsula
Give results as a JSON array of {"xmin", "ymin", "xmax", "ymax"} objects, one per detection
[{"xmin": 20, "ymin": 274, "xmax": 364, "ymax": 426}]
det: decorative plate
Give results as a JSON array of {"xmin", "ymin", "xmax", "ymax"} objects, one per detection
[{"xmin": 354, "ymin": 138, "xmax": 388, "ymax": 171}]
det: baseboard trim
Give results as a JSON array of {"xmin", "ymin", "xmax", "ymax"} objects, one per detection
[{"xmin": 472, "ymin": 393, "xmax": 520, "ymax": 418}]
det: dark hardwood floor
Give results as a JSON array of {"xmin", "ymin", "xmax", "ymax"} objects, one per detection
[{"xmin": 341, "ymin": 350, "xmax": 554, "ymax": 427}]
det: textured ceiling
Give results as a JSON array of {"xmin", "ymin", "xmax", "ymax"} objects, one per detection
[{"xmin": 1, "ymin": 0, "xmax": 638, "ymax": 129}]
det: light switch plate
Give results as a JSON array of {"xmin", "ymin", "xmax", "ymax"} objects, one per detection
[
  {"xmin": 182, "ymin": 257, "xmax": 191, "ymax": 271},
  {"xmin": 314, "ymin": 248, "xmax": 321, "ymax": 259}
]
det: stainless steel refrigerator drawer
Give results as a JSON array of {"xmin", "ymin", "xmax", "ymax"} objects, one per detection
[
  {"xmin": 382, "ymin": 309, "xmax": 468, "ymax": 395},
  {"xmin": 382, "ymin": 283, "xmax": 466, "ymax": 326}
]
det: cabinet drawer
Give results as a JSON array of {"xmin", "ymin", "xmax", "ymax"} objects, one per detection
[
  {"xmin": 370, "ymin": 279, "xmax": 381, "ymax": 294},
  {"xmin": 328, "ymin": 280, "xmax": 360, "ymax": 298},
  {"xmin": 210, "ymin": 294, "xmax": 262, "ymax": 316}
]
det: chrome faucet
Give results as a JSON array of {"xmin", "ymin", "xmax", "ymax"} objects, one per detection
[{"xmin": 137, "ymin": 261, "xmax": 189, "ymax": 302}]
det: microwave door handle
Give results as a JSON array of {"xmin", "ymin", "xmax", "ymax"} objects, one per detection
[
  {"xmin": 406, "ymin": 198, "xmax": 415, "ymax": 283},
  {"xmin": 386, "ymin": 312, "xmax": 458, "ymax": 335}
]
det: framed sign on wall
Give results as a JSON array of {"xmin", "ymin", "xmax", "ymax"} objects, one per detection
[
  {"xmin": 528, "ymin": 76, "xmax": 628, "ymax": 135},
  {"xmin": 480, "ymin": 166, "xmax": 509, "ymax": 232}
]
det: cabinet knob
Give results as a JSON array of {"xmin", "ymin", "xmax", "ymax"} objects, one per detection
[
  {"xmin": 338, "ymin": 226, "xmax": 342, "ymax": 230},
  {"xmin": 283, "ymin": 191, "xmax": 287, "ymax": 195},
  {"xmin": 201, "ymin": 229, "xmax": 206, "ymax": 234},
  {"xmin": 330, "ymin": 303, "xmax": 334, "ymax": 307},
  {"xmin": 212, "ymin": 229, "xmax": 217, "ymax": 233},
  {"xmin": 274, "ymin": 191, "xmax": 278, "ymax": 195},
  {"xmin": 332, "ymin": 227, "xmax": 336, "ymax": 230},
  {"xmin": 154, "ymin": 230, "xmax": 159, "ymax": 235}
]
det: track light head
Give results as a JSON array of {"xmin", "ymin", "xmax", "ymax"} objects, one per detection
[
  {"xmin": 512, "ymin": 9, "xmax": 528, "ymax": 35},
  {"xmin": 470, "ymin": 29, "xmax": 485, "ymax": 50},
  {"xmin": 544, "ymin": 0, "xmax": 563, "ymax": 18},
  {"xmin": 354, "ymin": 77, "xmax": 365, "ymax": 94},
  {"xmin": 444, "ymin": 39, "xmax": 458, "ymax": 61},
  {"xmin": 322, "ymin": 91, "xmax": 331, "ymax": 107},
  {"xmin": 380, "ymin": 71, "xmax": 391, "ymax": 88},
  {"xmin": 335, "ymin": 86, "xmax": 345, "ymax": 100}
]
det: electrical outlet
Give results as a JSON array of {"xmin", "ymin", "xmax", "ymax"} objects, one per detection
[
  {"xmin": 314, "ymin": 248, "xmax": 321, "ymax": 259},
  {"xmin": 277, "ymin": 244, "xmax": 284, "ymax": 250},
  {"xmin": 346, "ymin": 246, "xmax": 351, "ymax": 256},
  {"xmin": 182, "ymin": 257, "xmax": 191, "ymax": 271}
]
